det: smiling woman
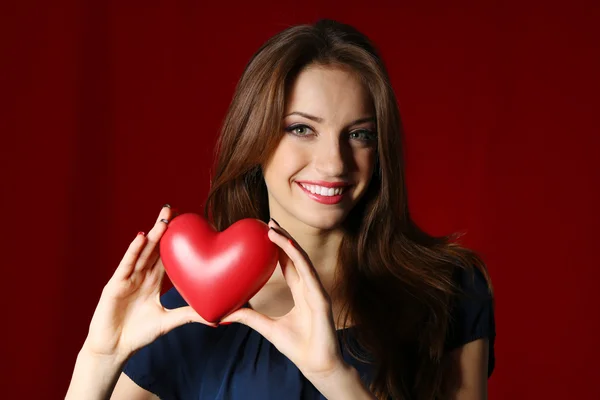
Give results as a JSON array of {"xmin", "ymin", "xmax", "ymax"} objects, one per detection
[
  {"xmin": 264, "ymin": 65, "xmax": 378, "ymax": 228},
  {"xmin": 65, "ymin": 19, "xmax": 495, "ymax": 400}
]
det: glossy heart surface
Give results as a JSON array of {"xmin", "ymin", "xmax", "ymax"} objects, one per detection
[{"xmin": 159, "ymin": 213, "xmax": 278, "ymax": 322}]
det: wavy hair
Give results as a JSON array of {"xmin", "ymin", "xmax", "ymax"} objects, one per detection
[{"xmin": 205, "ymin": 19, "xmax": 493, "ymax": 399}]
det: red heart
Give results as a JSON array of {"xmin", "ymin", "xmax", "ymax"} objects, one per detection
[{"xmin": 159, "ymin": 213, "xmax": 278, "ymax": 322}]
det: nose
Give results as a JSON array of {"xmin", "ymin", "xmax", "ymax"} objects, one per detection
[{"xmin": 313, "ymin": 135, "xmax": 349, "ymax": 177}]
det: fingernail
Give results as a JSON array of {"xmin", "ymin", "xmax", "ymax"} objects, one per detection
[
  {"xmin": 160, "ymin": 218, "xmax": 169, "ymax": 225},
  {"xmin": 219, "ymin": 321, "xmax": 232, "ymax": 326},
  {"xmin": 162, "ymin": 203, "xmax": 171, "ymax": 208},
  {"xmin": 270, "ymin": 218, "xmax": 280, "ymax": 226},
  {"xmin": 137, "ymin": 231, "xmax": 145, "ymax": 236}
]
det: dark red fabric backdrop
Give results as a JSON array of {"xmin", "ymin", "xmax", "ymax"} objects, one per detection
[{"xmin": 2, "ymin": 2, "xmax": 599, "ymax": 399}]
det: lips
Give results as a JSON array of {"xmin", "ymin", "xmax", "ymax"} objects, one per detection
[
  {"xmin": 295, "ymin": 180, "xmax": 349, "ymax": 188},
  {"xmin": 295, "ymin": 180, "xmax": 351, "ymax": 205}
]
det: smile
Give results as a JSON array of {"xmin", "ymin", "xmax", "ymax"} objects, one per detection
[{"xmin": 296, "ymin": 181, "xmax": 350, "ymax": 205}]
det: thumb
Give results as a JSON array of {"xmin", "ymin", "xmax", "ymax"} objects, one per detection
[
  {"xmin": 220, "ymin": 308, "xmax": 274, "ymax": 339},
  {"xmin": 163, "ymin": 306, "xmax": 217, "ymax": 331}
]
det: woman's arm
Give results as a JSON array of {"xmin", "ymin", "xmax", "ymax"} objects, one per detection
[
  {"xmin": 65, "ymin": 344, "xmax": 126, "ymax": 400},
  {"xmin": 65, "ymin": 343, "xmax": 158, "ymax": 400},
  {"xmin": 305, "ymin": 364, "xmax": 375, "ymax": 400},
  {"xmin": 310, "ymin": 338, "xmax": 490, "ymax": 400},
  {"xmin": 65, "ymin": 206, "xmax": 215, "ymax": 399},
  {"xmin": 447, "ymin": 338, "xmax": 490, "ymax": 400}
]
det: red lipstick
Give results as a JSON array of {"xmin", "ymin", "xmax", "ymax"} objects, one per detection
[{"xmin": 295, "ymin": 181, "xmax": 351, "ymax": 205}]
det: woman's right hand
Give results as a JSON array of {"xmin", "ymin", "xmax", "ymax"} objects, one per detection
[{"xmin": 82, "ymin": 205, "xmax": 216, "ymax": 363}]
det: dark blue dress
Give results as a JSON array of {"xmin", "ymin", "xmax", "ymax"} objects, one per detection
[{"xmin": 123, "ymin": 267, "xmax": 495, "ymax": 399}]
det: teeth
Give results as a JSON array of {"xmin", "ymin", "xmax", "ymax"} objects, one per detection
[{"xmin": 300, "ymin": 183, "xmax": 346, "ymax": 196}]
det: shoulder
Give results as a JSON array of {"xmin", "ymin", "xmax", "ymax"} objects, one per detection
[
  {"xmin": 455, "ymin": 265, "xmax": 493, "ymax": 301},
  {"xmin": 446, "ymin": 265, "xmax": 496, "ymax": 376},
  {"xmin": 447, "ymin": 265, "xmax": 495, "ymax": 341}
]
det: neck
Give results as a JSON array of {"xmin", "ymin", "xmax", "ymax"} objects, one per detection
[
  {"xmin": 270, "ymin": 214, "xmax": 343, "ymax": 289},
  {"xmin": 263, "ymin": 209, "xmax": 353, "ymax": 329}
]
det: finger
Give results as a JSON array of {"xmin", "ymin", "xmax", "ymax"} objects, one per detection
[
  {"xmin": 268, "ymin": 221, "xmax": 312, "ymax": 263},
  {"xmin": 278, "ymin": 249, "xmax": 301, "ymax": 290},
  {"xmin": 143, "ymin": 256, "xmax": 167, "ymax": 295},
  {"xmin": 278, "ymin": 256, "xmax": 307, "ymax": 308},
  {"xmin": 149, "ymin": 256, "xmax": 166, "ymax": 277},
  {"xmin": 113, "ymin": 232, "xmax": 147, "ymax": 281},
  {"xmin": 220, "ymin": 308, "xmax": 275, "ymax": 340},
  {"xmin": 268, "ymin": 218, "xmax": 293, "ymax": 241},
  {"xmin": 265, "ymin": 221, "xmax": 302, "ymax": 288},
  {"xmin": 162, "ymin": 306, "xmax": 218, "ymax": 331},
  {"xmin": 134, "ymin": 205, "xmax": 172, "ymax": 273},
  {"xmin": 268, "ymin": 228, "xmax": 325, "ymax": 295}
]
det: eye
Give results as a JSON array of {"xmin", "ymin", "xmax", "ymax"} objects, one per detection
[
  {"xmin": 285, "ymin": 124, "xmax": 314, "ymax": 137},
  {"xmin": 349, "ymin": 129, "xmax": 377, "ymax": 142}
]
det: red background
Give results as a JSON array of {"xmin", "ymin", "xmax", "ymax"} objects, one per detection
[{"xmin": 2, "ymin": 2, "xmax": 599, "ymax": 399}]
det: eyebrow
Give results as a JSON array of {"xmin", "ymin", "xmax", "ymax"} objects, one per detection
[{"xmin": 284, "ymin": 111, "xmax": 376, "ymax": 126}]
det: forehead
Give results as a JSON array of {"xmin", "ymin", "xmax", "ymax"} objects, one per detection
[{"xmin": 284, "ymin": 65, "xmax": 373, "ymax": 119}]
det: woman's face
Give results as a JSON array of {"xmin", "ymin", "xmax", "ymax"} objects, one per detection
[{"xmin": 262, "ymin": 65, "xmax": 377, "ymax": 230}]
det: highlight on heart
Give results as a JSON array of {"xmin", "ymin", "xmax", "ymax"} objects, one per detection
[{"xmin": 159, "ymin": 213, "xmax": 279, "ymax": 323}]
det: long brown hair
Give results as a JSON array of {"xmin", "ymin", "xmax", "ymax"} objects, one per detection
[{"xmin": 205, "ymin": 19, "xmax": 493, "ymax": 399}]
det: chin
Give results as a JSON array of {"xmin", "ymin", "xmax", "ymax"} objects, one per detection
[{"xmin": 295, "ymin": 209, "xmax": 349, "ymax": 231}]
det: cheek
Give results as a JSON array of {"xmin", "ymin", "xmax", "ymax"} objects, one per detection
[
  {"xmin": 263, "ymin": 140, "xmax": 310, "ymax": 183},
  {"xmin": 353, "ymin": 148, "xmax": 377, "ymax": 176}
]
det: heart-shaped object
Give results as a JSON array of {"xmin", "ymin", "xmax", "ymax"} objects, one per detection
[{"xmin": 159, "ymin": 213, "xmax": 278, "ymax": 322}]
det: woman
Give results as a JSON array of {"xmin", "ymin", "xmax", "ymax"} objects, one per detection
[{"xmin": 66, "ymin": 19, "xmax": 495, "ymax": 399}]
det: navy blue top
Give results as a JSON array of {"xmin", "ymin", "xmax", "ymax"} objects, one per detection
[{"xmin": 123, "ymin": 267, "xmax": 495, "ymax": 399}]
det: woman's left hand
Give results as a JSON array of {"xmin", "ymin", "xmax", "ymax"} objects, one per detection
[{"xmin": 219, "ymin": 219, "xmax": 347, "ymax": 381}]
